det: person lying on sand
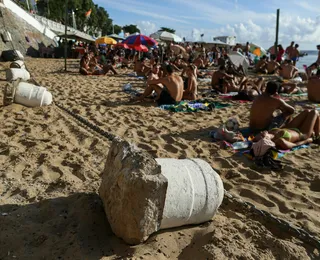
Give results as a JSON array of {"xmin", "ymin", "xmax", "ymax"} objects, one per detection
[
  {"xmin": 182, "ymin": 64, "xmax": 198, "ymax": 100},
  {"xmin": 307, "ymin": 69, "xmax": 320, "ymax": 102},
  {"xmin": 266, "ymin": 57, "xmax": 281, "ymax": 74},
  {"xmin": 235, "ymin": 77, "xmax": 265, "ymax": 100},
  {"xmin": 279, "ymin": 60, "xmax": 299, "ymax": 79},
  {"xmin": 253, "ymin": 109, "xmax": 320, "ymax": 150},
  {"xmin": 250, "ymin": 81, "xmax": 295, "ymax": 132},
  {"xmin": 211, "ymin": 65, "xmax": 239, "ymax": 93},
  {"xmin": 136, "ymin": 65, "xmax": 183, "ymax": 106},
  {"xmin": 255, "ymin": 56, "xmax": 268, "ymax": 74}
]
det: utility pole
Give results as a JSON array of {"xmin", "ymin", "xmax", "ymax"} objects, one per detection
[
  {"xmin": 275, "ymin": 9, "xmax": 280, "ymax": 57},
  {"xmin": 64, "ymin": 0, "xmax": 68, "ymax": 71},
  {"xmin": 26, "ymin": 0, "xmax": 30, "ymax": 12}
]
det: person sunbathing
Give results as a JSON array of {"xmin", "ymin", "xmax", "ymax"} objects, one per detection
[
  {"xmin": 279, "ymin": 60, "xmax": 299, "ymax": 79},
  {"xmin": 255, "ymin": 56, "xmax": 268, "ymax": 74},
  {"xmin": 211, "ymin": 65, "xmax": 239, "ymax": 93},
  {"xmin": 137, "ymin": 65, "xmax": 183, "ymax": 105},
  {"xmin": 182, "ymin": 64, "xmax": 198, "ymax": 100},
  {"xmin": 253, "ymin": 109, "xmax": 320, "ymax": 150},
  {"xmin": 307, "ymin": 69, "xmax": 320, "ymax": 102},
  {"xmin": 235, "ymin": 77, "xmax": 265, "ymax": 100},
  {"xmin": 250, "ymin": 81, "xmax": 295, "ymax": 132}
]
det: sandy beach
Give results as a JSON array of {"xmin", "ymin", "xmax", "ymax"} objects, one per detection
[{"xmin": 0, "ymin": 58, "xmax": 319, "ymax": 259}]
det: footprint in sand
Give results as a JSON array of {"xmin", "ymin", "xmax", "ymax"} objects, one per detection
[
  {"xmin": 164, "ymin": 144, "xmax": 179, "ymax": 154},
  {"xmin": 239, "ymin": 188, "xmax": 276, "ymax": 208},
  {"xmin": 240, "ymin": 168, "xmax": 264, "ymax": 180},
  {"xmin": 310, "ymin": 177, "xmax": 320, "ymax": 192}
]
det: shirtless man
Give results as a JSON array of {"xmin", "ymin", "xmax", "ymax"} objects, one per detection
[
  {"xmin": 307, "ymin": 69, "xmax": 320, "ymax": 102},
  {"xmin": 279, "ymin": 60, "xmax": 299, "ymax": 79},
  {"xmin": 211, "ymin": 65, "xmax": 238, "ymax": 93},
  {"xmin": 134, "ymin": 57, "xmax": 151, "ymax": 77},
  {"xmin": 255, "ymin": 56, "xmax": 268, "ymax": 74},
  {"xmin": 80, "ymin": 53, "xmax": 117, "ymax": 75},
  {"xmin": 285, "ymin": 41, "xmax": 295, "ymax": 60},
  {"xmin": 266, "ymin": 57, "xmax": 280, "ymax": 74},
  {"xmin": 183, "ymin": 64, "xmax": 198, "ymax": 100},
  {"xmin": 291, "ymin": 44, "xmax": 300, "ymax": 66},
  {"xmin": 138, "ymin": 65, "xmax": 183, "ymax": 105},
  {"xmin": 250, "ymin": 81, "xmax": 295, "ymax": 132}
]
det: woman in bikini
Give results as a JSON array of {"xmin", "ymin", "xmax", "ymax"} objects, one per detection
[{"xmin": 254, "ymin": 109, "xmax": 320, "ymax": 150}]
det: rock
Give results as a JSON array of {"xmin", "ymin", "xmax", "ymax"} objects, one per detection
[{"xmin": 99, "ymin": 138, "xmax": 168, "ymax": 245}]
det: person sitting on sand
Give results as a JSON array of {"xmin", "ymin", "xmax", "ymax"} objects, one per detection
[
  {"xmin": 137, "ymin": 65, "xmax": 183, "ymax": 105},
  {"xmin": 182, "ymin": 64, "xmax": 198, "ymax": 100},
  {"xmin": 307, "ymin": 69, "xmax": 320, "ymax": 102},
  {"xmin": 306, "ymin": 45, "xmax": 320, "ymax": 77},
  {"xmin": 134, "ymin": 57, "xmax": 151, "ymax": 77},
  {"xmin": 253, "ymin": 109, "xmax": 320, "ymax": 150},
  {"xmin": 267, "ymin": 56, "xmax": 281, "ymax": 74},
  {"xmin": 250, "ymin": 81, "xmax": 295, "ymax": 132},
  {"xmin": 193, "ymin": 55, "xmax": 205, "ymax": 69},
  {"xmin": 279, "ymin": 60, "xmax": 299, "ymax": 79},
  {"xmin": 80, "ymin": 53, "xmax": 117, "ymax": 75},
  {"xmin": 255, "ymin": 55, "xmax": 268, "ymax": 74},
  {"xmin": 211, "ymin": 65, "xmax": 238, "ymax": 93}
]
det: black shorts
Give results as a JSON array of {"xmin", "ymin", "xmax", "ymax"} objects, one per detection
[{"xmin": 157, "ymin": 89, "xmax": 176, "ymax": 106}]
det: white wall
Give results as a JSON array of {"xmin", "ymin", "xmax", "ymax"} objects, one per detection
[{"xmin": 3, "ymin": 0, "xmax": 57, "ymax": 40}]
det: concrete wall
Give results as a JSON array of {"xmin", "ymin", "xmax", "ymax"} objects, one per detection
[
  {"xmin": 3, "ymin": 0, "xmax": 56, "ymax": 40},
  {"xmin": 0, "ymin": 0, "xmax": 57, "ymax": 57}
]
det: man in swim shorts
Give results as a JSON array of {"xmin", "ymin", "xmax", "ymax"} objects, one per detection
[
  {"xmin": 137, "ymin": 64, "xmax": 184, "ymax": 106},
  {"xmin": 291, "ymin": 44, "xmax": 300, "ymax": 66},
  {"xmin": 250, "ymin": 81, "xmax": 295, "ymax": 133}
]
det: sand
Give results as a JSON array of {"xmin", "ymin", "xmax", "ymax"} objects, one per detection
[{"xmin": 0, "ymin": 58, "xmax": 319, "ymax": 260}]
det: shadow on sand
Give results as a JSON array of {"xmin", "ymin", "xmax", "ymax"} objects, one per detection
[{"xmin": 0, "ymin": 193, "xmax": 135, "ymax": 259}]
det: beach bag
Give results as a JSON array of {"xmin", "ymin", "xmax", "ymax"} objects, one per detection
[{"xmin": 1, "ymin": 50, "xmax": 24, "ymax": 61}]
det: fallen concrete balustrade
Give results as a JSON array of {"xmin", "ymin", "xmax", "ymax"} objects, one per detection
[{"xmin": 99, "ymin": 138, "xmax": 224, "ymax": 245}]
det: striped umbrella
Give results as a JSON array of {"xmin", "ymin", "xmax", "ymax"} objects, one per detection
[{"xmin": 122, "ymin": 34, "xmax": 158, "ymax": 48}]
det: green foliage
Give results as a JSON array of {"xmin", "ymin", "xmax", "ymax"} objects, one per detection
[
  {"xmin": 35, "ymin": 0, "xmax": 113, "ymax": 37},
  {"xmin": 160, "ymin": 27, "xmax": 176, "ymax": 34},
  {"xmin": 113, "ymin": 25, "xmax": 122, "ymax": 35},
  {"xmin": 122, "ymin": 24, "xmax": 140, "ymax": 34}
]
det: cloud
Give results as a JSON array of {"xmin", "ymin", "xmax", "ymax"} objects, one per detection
[{"xmin": 136, "ymin": 21, "xmax": 158, "ymax": 36}]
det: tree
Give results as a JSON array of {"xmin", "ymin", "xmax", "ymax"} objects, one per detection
[
  {"xmin": 160, "ymin": 27, "xmax": 176, "ymax": 34},
  {"xmin": 113, "ymin": 25, "xmax": 122, "ymax": 34},
  {"xmin": 122, "ymin": 24, "xmax": 140, "ymax": 34}
]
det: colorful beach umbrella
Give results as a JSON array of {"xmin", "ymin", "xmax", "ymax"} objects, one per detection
[
  {"xmin": 95, "ymin": 36, "xmax": 117, "ymax": 45},
  {"xmin": 122, "ymin": 34, "xmax": 158, "ymax": 48},
  {"xmin": 129, "ymin": 44, "xmax": 148, "ymax": 52}
]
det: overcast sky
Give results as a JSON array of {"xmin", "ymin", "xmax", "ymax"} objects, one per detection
[{"xmin": 95, "ymin": 0, "xmax": 320, "ymax": 50}]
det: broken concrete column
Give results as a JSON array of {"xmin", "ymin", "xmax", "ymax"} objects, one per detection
[
  {"xmin": 99, "ymin": 138, "xmax": 168, "ymax": 245},
  {"xmin": 99, "ymin": 138, "xmax": 224, "ymax": 245}
]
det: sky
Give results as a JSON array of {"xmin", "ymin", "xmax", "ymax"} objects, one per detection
[{"xmin": 94, "ymin": 0, "xmax": 320, "ymax": 50}]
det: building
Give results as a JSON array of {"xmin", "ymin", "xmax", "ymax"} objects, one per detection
[{"xmin": 213, "ymin": 36, "xmax": 236, "ymax": 46}]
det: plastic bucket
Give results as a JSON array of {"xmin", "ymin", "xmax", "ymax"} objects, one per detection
[
  {"xmin": 155, "ymin": 158, "xmax": 224, "ymax": 229},
  {"xmin": 10, "ymin": 60, "xmax": 25, "ymax": 69},
  {"xmin": 6, "ymin": 68, "xmax": 30, "ymax": 81},
  {"xmin": 14, "ymin": 82, "xmax": 52, "ymax": 107}
]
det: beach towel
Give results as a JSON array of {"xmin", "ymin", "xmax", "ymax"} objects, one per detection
[
  {"xmin": 242, "ymin": 144, "xmax": 309, "ymax": 160},
  {"xmin": 280, "ymin": 92, "xmax": 308, "ymax": 97},
  {"xmin": 159, "ymin": 100, "xmax": 231, "ymax": 112}
]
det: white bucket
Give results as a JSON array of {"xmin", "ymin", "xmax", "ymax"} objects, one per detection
[
  {"xmin": 14, "ymin": 82, "xmax": 53, "ymax": 107},
  {"xmin": 156, "ymin": 158, "xmax": 224, "ymax": 229},
  {"xmin": 6, "ymin": 68, "xmax": 30, "ymax": 81},
  {"xmin": 10, "ymin": 60, "xmax": 25, "ymax": 69}
]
